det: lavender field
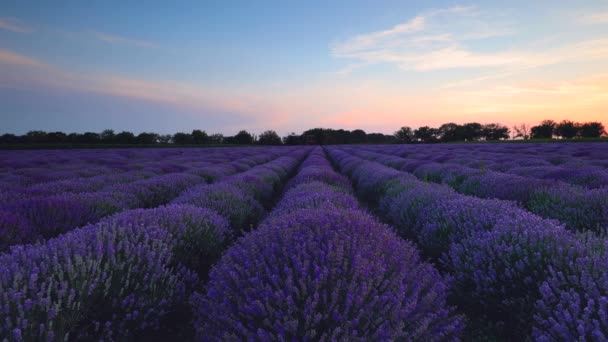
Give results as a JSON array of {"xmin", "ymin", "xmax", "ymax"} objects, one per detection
[{"xmin": 1, "ymin": 143, "xmax": 608, "ymax": 341}]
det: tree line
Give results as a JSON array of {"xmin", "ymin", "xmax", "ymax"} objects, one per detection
[{"xmin": 1, "ymin": 120, "xmax": 605, "ymax": 146}]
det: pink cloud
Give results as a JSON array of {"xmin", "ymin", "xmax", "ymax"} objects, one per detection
[
  {"xmin": 0, "ymin": 49, "xmax": 46, "ymax": 68},
  {"xmin": 0, "ymin": 17, "xmax": 32, "ymax": 33}
]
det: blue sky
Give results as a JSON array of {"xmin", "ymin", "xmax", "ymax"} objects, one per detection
[{"xmin": 1, "ymin": 1, "xmax": 607, "ymax": 135}]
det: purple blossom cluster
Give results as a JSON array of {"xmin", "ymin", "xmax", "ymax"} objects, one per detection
[
  {"xmin": 0, "ymin": 147, "xmax": 297, "ymax": 251},
  {"xmin": 529, "ymin": 184, "xmax": 608, "ymax": 232},
  {"xmin": 101, "ymin": 204, "xmax": 232, "ymax": 276},
  {"xmin": 342, "ymin": 145, "xmax": 608, "ymax": 232},
  {"xmin": 0, "ymin": 147, "xmax": 317, "ymax": 340},
  {"xmin": 1, "ymin": 143, "xmax": 607, "ymax": 340},
  {"xmin": 0, "ymin": 222, "xmax": 194, "ymax": 341},
  {"xmin": 325, "ymin": 146, "xmax": 602, "ymax": 339},
  {"xmin": 193, "ymin": 147, "xmax": 463, "ymax": 340},
  {"xmin": 195, "ymin": 209, "xmax": 463, "ymax": 341},
  {"xmin": 533, "ymin": 248, "xmax": 608, "ymax": 341},
  {"xmin": 172, "ymin": 150, "xmax": 310, "ymax": 233}
]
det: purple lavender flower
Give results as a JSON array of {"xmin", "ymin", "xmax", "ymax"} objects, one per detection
[
  {"xmin": 533, "ymin": 250, "xmax": 608, "ymax": 341},
  {"xmin": 443, "ymin": 214, "xmax": 584, "ymax": 338},
  {"xmin": 101, "ymin": 204, "xmax": 232, "ymax": 277},
  {"xmin": 0, "ymin": 222, "xmax": 194, "ymax": 341},
  {"xmin": 193, "ymin": 209, "xmax": 463, "ymax": 341},
  {"xmin": 172, "ymin": 182, "xmax": 265, "ymax": 233}
]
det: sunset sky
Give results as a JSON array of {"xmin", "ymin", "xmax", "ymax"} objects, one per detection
[{"xmin": 1, "ymin": 1, "xmax": 607, "ymax": 135}]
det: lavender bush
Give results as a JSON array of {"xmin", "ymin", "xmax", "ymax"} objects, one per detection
[
  {"xmin": 193, "ymin": 209, "xmax": 463, "ymax": 341},
  {"xmin": 0, "ymin": 222, "xmax": 195, "ymax": 341},
  {"xmin": 101, "ymin": 204, "xmax": 232, "ymax": 276},
  {"xmin": 443, "ymin": 214, "xmax": 584, "ymax": 338},
  {"xmin": 172, "ymin": 182, "xmax": 265, "ymax": 233}
]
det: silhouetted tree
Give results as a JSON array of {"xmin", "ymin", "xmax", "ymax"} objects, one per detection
[
  {"xmin": 191, "ymin": 130, "xmax": 209, "ymax": 144},
  {"xmin": 350, "ymin": 129, "xmax": 367, "ymax": 144},
  {"xmin": 283, "ymin": 133, "xmax": 302, "ymax": 145},
  {"xmin": 173, "ymin": 132, "xmax": 193, "ymax": 144},
  {"xmin": 555, "ymin": 120, "xmax": 579, "ymax": 139},
  {"xmin": 258, "ymin": 130, "xmax": 282, "ymax": 145},
  {"xmin": 115, "ymin": 131, "xmax": 136, "ymax": 144},
  {"xmin": 513, "ymin": 123, "xmax": 530, "ymax": 140},
  {"xmin": 25, "ymin": 131, "xmax": 48, "ymax": 143},
  {"xmin": 437, "ymin": 123, "xmax": 464, "ymax": 142},
  {"xmin": 333, "ymin": 129, "xmax": 350, "ymax": 144},
  {"xmin": 394, "ymin": 126, "xmax": 414, "ymax": 144},
  {"xmin": 158, "ymin": 134, "xmax": 172, "ymax": 144},
  {"xmin": 46, "ymin": 131, "xmax": 67, "ymax": 143},
  {"xmin": 100, "ymin": 129, "xmax": 115, "ymax": 143},
  {"xmin": 301, "ymin": 128, "xmax": 325, "ymax": 145},
  {"xmin": 234, "ymin": 130, "xmax": 254, "ymax": 144},
  {"xmin": 530, "ymin": 120, "xmax": 556, "ymax": 139},
  {"xmin": 414, "ymin": 126, "xmax": 438, "ymax": 143},
  {"xmin": 0, "ymin": 134, "xmax": 20, "ymax": 143},
  {"xmin": 209, "ymin": 133, "xmax": 224, "ymax": 144},
  {"xmin": 222, "ymin": 136, "xmax": 238, "ymax": 144},
  {"xmin": 137, "ymin": 132, "xmax": 159, "ymax": 144},
  {"xmin": 579, "ymin": 122, "xmax": 606, "ymax": 138},
  {"xmin": 481, "ymin": 123, "xmax": 509, "ymax": 140},
  {"xmin": 462, "ymin": 122, "xmax": 483, "ymax": 141},
  {"xmin": 81, "ymin": 132, "xmax": 100, "ymax": 143}
]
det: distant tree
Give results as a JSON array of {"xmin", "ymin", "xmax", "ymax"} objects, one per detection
[
  {"xmin": 100, "ymin": 129, "xmax": 115, "ymax": 143},
  {"xmin": 209, "ymin": 133, "xmax": 224, "ymax": 144},
  {"xmin": 81, "ymin": 132, "xmax": 100, "ymax": 143},
  {"xmin": 367, "ymin": 133, "xmax": 389, "ymax": 144},
  {"xmin": 222, "ymin": 136, "xmax": 239, "ymax": 144},
  {"xmin": 191, "ymin": 129, "xmax": 209, "ymax": 144},
  {"xmin": 512, "ymin": 123, "xmax": 530, "ymax": 140},
  {"xmin": 530, "ymin": 120, "xmax": 556, "ymax": 139},
  {"xmin": 25, "ymin": 131, "xmax": 48, "ymax": 143},
  {"xmin": 437, "ymin": 123, "xmax": 465, "ymax": 142},
  {"xmin": 66, "ymin": 133, "xmax": 82, "ymax": 143},
  {"xmin": 301, "ymin": 128, "xmax": 326, "ymax": 145},
  {"xmin": 579, "ymin": 122, "xmax": 606, "ymax": 138},
  {"xmin": 258, "ymin": 130, "xmax": 282, "ymax": 145},
  {"xmin": 137, "ymin": 132, "xmax": 159, "ymax": 144},
  {"xmin": 115, "ymin": 131, "xmax": 136, "ymax": 144},
  {"xmin": 350, "ymin": 129, "xmax": 367, "ymax": 144},
  {"xmin": 555, "ymin": 120, "xmax": 579, "ymax": 139},
  {"xmin": 173, "ymin": 132, "xmax": 193, "ymax": 144},
  {"xmin": 333, "ymin": 129, "xmax": 350, "ymax": 144},
  {"xmin": 46, "ymin": 131, "xmax": 67, "ymax": 143},
  {"xmin": 462, "ymin": 122, "xmax": 483, "ymax": 141},
  {"xmin": 283, "ymin": 132, "xmax": 302, "ymax": 145},
  {"xmin": 394, "ymin": 126, "xmax": 414, "ymax": 144},
  {"xmin": 234, "ymin": 130, "xmax": 254, "ymax": 144},
  {"xmin": 157, "ymin": 134, "xmax": 172, "ymax": 144},
  {"xmin": 414, "ymin": 126, "xmax": 438, "ymax": 143},
  {"xmin": 0, "ymin": 134, "xmax": 20, "ymax": 143},
  {"xmin": 481, "ymin": 123, "xmax": 509, "ymax": 140}
]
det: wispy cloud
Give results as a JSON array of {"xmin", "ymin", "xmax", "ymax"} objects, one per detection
[
  {"xmin": 0, "ymin": 47, "xmax": 281, "ymax": 125},
  {"xmin": 93, "ymin": 31, "xmax": 157, "ymax": 48},
  {"xmin": 0, "ymin": 49, "xmax": 46, "ymax": 68},
  {"xmin": 332, "ymin": 6, "xmax": 519, "ymax": 73},
  {"xmin": 0, "ymin": 17, "xmax": 32, "ymax": 33}
]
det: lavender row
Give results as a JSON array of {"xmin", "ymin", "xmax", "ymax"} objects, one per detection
[
  {"xmin": 370, "ymin": 143, "xmax": 608, "ymax": 171},
  {"xmin": 171, "ymin": 147, "xmax": 311, "ymax": 233},
  {"xmin": 0, "ymin": 147, "xmax": 292, "ymax": 191},
  {"xmin": 0, "ymin": 148, "xmax": 292, "ymax": 250},
  {"xmin": 368, "ymin": 143, "xmax": 608, "ymax": 190},
  {"xmin": 192, "ymin": 147, "xmax": 463, "ymax": 340},
  {"xmin": 0, "ymin": 147, "xmax": 312, "ymax": 341},
  {"xmin": 326, "ymin": 147, "xmax": 607, "ymax": 340},
  {"xmin": 343, "ymin": 146, "xmax": 608, "ymax": 232}
]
